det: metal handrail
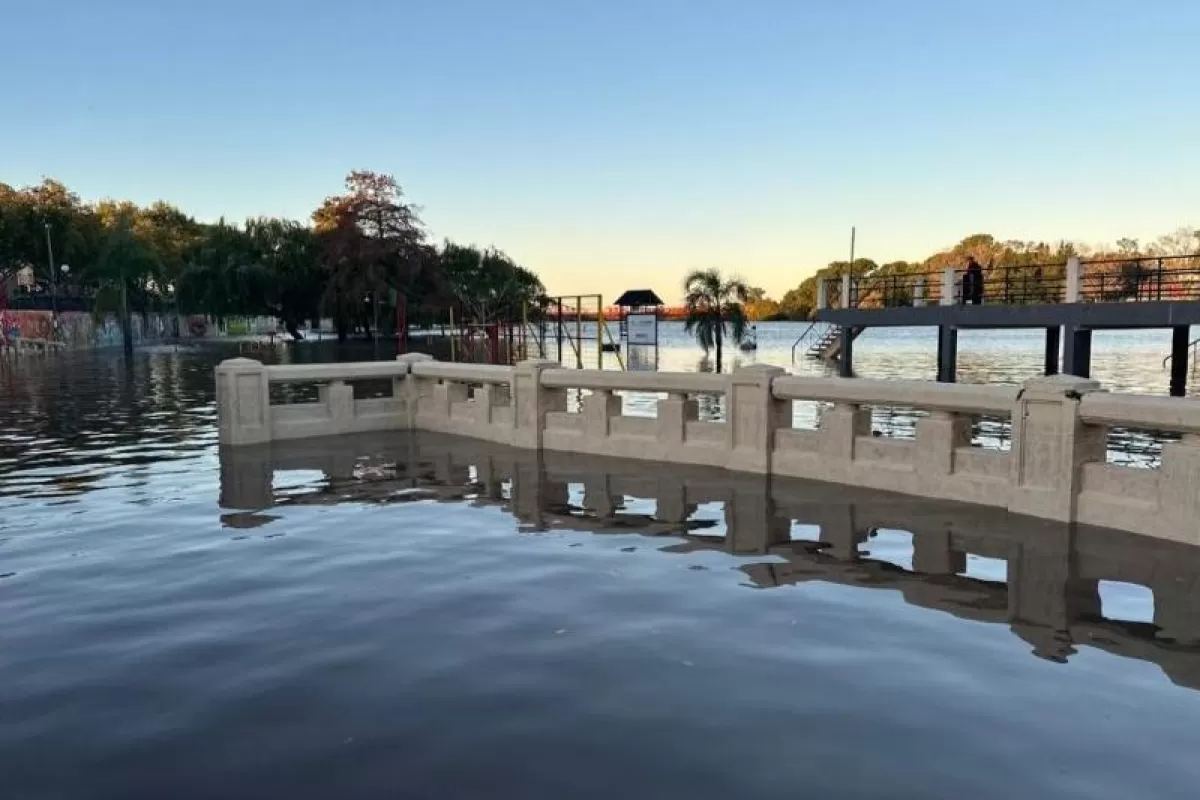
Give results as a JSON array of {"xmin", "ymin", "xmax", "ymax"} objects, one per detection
[
  {"xmin": 790, "ymin": 320, "xmax": 820, "ymax": 363},
  {"xmin": 1161, "ymin": 337, "xmax": 1200, "ymax": 371}
]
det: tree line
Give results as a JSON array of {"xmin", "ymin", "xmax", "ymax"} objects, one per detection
[
  {"xmin": 0, "ymin": 171, "xmax": 546, "ymax": 349},
  {"xmin": 742, "ymin": 229, "xmax": 1200, "ymax": 320}
]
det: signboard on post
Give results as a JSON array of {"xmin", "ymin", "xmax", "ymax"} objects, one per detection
[{"xmin": 626, "ymin": 313, "xmax": 658, "ymax": 346}]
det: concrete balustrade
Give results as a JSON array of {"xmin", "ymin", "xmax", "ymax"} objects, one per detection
[{"xmin": 216, "ymin": 356, "xmax": 1200, "ymax": 543}]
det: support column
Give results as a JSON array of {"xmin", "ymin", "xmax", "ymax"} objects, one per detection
[
  {"xmin": 1062, "ymin": 327, "xmax": 1092, "ymax": 378},
  {"xmin": 838, "ymin": 327, "xmax": 855, "ymax": 378},
  {"xmin": 1170, "ymin": 325, "xmax": 1189, "ymax": 397},
  {"xmin": 1043, "ymin": 327, "xmax": 1060, "ymax": 376},
  {"xmin": 936, "ymin": 325, "xmax": 957, "ymax": 383}
]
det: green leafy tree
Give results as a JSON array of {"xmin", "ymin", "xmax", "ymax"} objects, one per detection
[
  {"xmin": 682, "ymin": 268, "xmax": 750, "ymax": 372},
  {"xmin": 439, "ymin": 242, "xmax": 544, "ymax": 325},
  {"xmin": 88, "ymin": 210, "xmax": 160, "ymax": 357}
]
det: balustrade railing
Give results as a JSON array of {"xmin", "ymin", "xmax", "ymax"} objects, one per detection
[{"xmin": 217, "ymin": 356, "xmax": 1200, "ymax": 543}]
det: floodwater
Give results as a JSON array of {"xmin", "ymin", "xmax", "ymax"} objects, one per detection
[{"xmin": 3, "ymin": 332, "xmax": 1200, "ymax": 799}]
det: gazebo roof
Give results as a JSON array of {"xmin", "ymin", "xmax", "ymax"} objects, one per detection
[{"xmin": 613, "ymin": 289, "xmax": 664, "ymax": 308}]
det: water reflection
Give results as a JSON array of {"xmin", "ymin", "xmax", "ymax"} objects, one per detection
[{"xmin": 221, "ymin": 431, "xmax": 1200, "ymax": 692}]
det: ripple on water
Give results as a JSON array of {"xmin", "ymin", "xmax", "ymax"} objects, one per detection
[{"xmin": 3, "ymin": 338, "xmax": 1200, "ymax": 798}]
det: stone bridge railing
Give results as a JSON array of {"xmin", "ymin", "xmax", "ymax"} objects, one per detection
[{"xmin": 216, "ymin": 355, "xmax": 1200, "ymax": 543}]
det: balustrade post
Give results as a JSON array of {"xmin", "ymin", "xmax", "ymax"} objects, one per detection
[
  {"xmin": 915, "ymin": 409, "xmax": 971, "ymax": 484},
  {"xmin": 583, "ymin": 389, "xmax": 622, "ymax": 439},
  {"xmin": 657, "ymin": 391, "xmax": 699, "ymax": 446},
  {"xmin": 1008, "ymin": 374, "xmax": 1104, "ymax": 522},
  {"xmin": 473, "ymin": 384, "xmax": 502, "ymax": 425},
  {"xmin": 816, "ymin": 279, "xmax": 828, "ymax": 310},
  {"xmin": 216, "ymin": 357, "xmax": 272, "ymax": 446},
  {"xmin": 726, "ymin": 365, "xmax": 788, "ymax": 473},
  {"xmin": 396, "ymin": 353, "xmax": 433, "ymax": 428},
  {"xmin": 318, "ymin": 380, "xmax": 355, "ymax": 433},
  {"xmin": 432, "ymin": 379, "xmax": 468, "ymax": 418},
  {"xmin": 1157, "ymin": 433, "xmax": 1200, "ymax": 538},
  {"xmin": 513, "ymin": 359, "xmax": 563, "ymax": 450},
  {"xmin": 817, "ymin": 402, "xmax": 871, "ymax": 464},
  {"xmin": 841, "ymin": 273, "xmax": 852, "ymax": 308}
]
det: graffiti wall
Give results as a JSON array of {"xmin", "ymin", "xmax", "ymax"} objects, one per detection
[{"xmin": 0, "ymin": 310, "xmax": 183, "ymax": 350}]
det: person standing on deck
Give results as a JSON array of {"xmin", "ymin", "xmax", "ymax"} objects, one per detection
[{"xmin": 963, "ymin": 256, "xmax": 985, "ymax": 305}]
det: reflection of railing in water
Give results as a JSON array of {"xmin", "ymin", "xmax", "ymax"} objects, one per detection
[{"xmin": 220, "ymin": 431, "xmax": 1200, "ymax": 689}]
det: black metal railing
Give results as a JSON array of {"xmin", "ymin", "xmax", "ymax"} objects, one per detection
[
  {"xmin": 1078, "ymin": 255, "xmax": 1200, "ymax": 303},
  {"xmin": 955, "ymin": 262, "xmax": 1068, "ymax": 306},
  {"xmin": 829, "ymin": 253, "xmax": 1200, "ymax": 311},
  {"xmin": 849, "ymin": 272, "xmax": 936, "ymax": 309}
]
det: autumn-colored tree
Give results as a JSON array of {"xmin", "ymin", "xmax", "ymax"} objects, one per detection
[
  {"xmin": 313, "ymin": 170, "xmax": 430, "ymax": 340},
  {"xmin": 743, "ymin": 286, "xmax": 781, "ymax": 321}
]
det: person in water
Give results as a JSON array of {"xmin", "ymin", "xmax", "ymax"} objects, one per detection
[{"xmin": 962, "ymin": 256, "xmax": 985, "ymax": 305}]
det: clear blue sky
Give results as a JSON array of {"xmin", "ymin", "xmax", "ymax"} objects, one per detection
[{"xmin": 5, "ymin": 0, "xmax": 1198, "ymax": 301}]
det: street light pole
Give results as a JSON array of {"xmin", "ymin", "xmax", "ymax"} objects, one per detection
[{"xmin": 44, "ymin": 222, "xmax": 57, "ymax": 317}]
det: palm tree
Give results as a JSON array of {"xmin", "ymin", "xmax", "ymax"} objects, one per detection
[{"xmin": 683, "ymin": 268, "xmax": 750, "ymax": 372}]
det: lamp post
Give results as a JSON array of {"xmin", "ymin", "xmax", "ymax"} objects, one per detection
[{"xmin": 44, "ymin": 222, "xmax": 57, "ymax": 316}]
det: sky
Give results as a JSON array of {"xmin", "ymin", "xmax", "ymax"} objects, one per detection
[{"xmin": 4, "ymin": 0, "xmax": 1199, "ymax": 302}]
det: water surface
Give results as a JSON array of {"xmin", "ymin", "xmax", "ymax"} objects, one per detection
[{"xmin": 3, "ymin": 338, "xmax": 1200, "ymax": 799}]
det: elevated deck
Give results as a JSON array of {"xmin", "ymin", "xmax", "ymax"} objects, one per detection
[{"xmin": 810, "ymin": 254, "xmax": 1200, "ymax": 395}]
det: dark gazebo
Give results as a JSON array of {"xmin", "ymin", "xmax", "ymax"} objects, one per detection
[{"xmin": 613, "ymin": 289, "xmax": 664, "ymax": 313}]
